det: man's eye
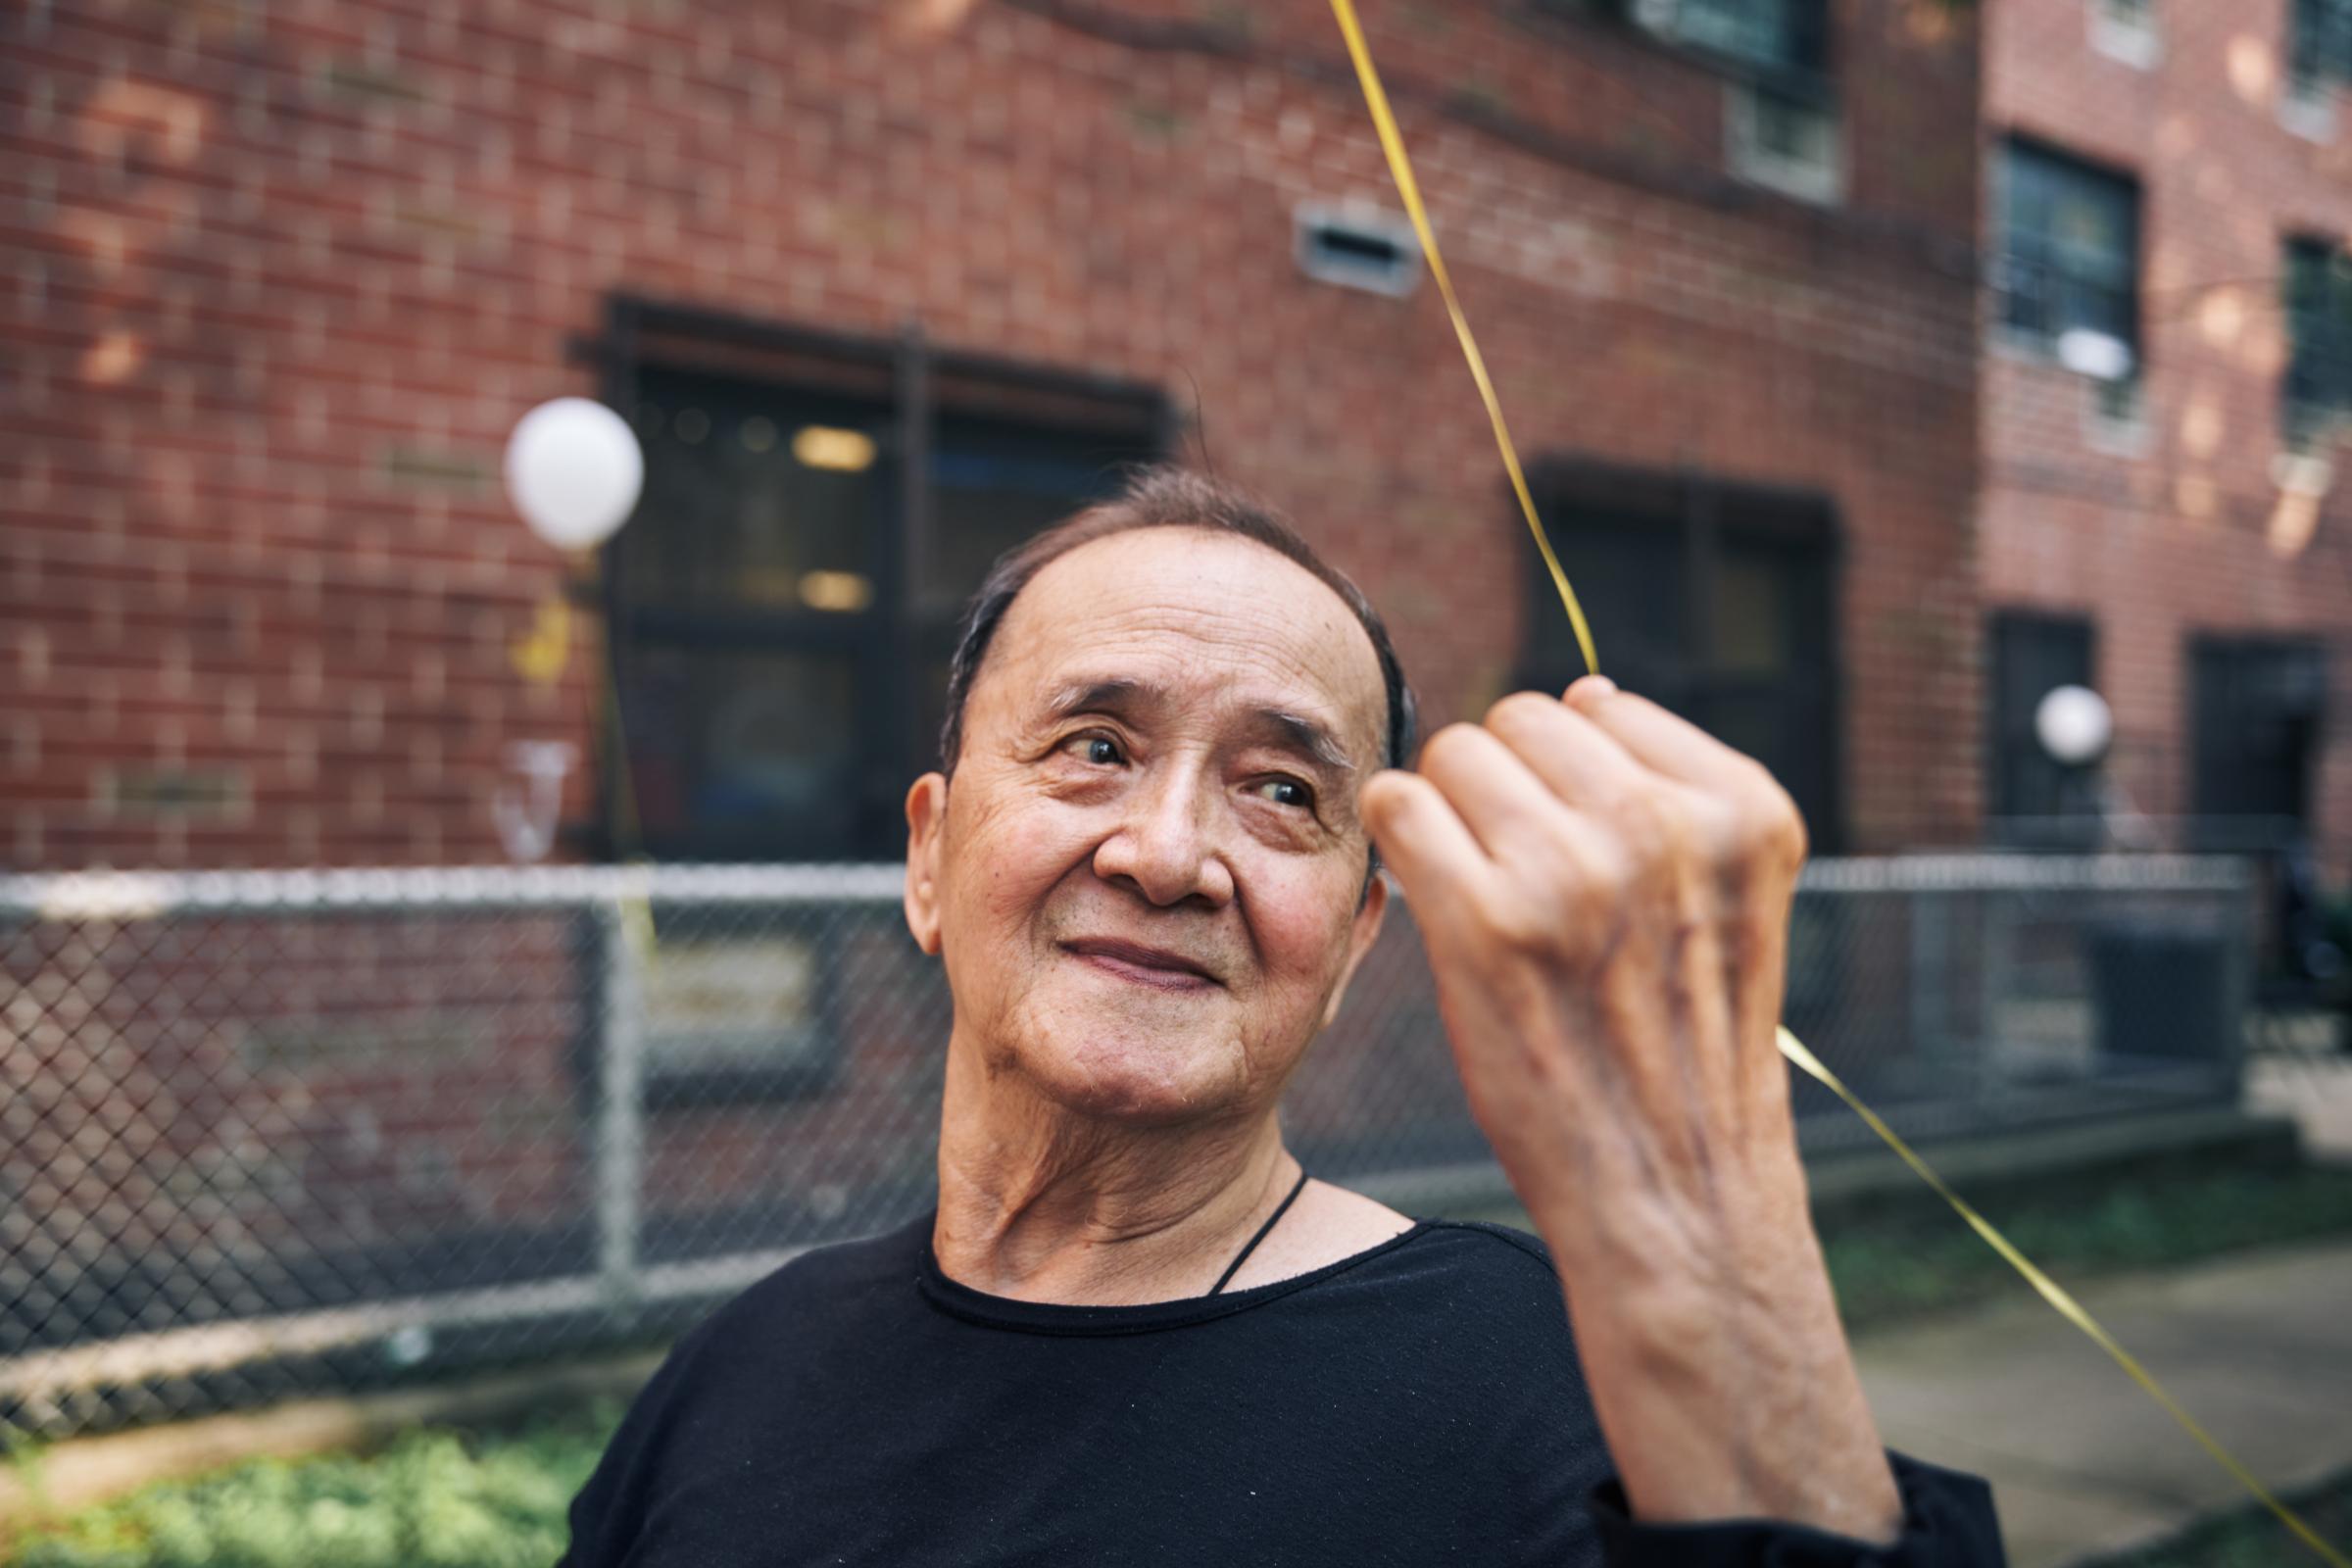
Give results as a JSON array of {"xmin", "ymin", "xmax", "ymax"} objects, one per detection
[
  {"xmin": 1251, "ymin": 777, "xmax": 1313, "ymax": 809},
  {"xmin": 1068, "ymin": 734, "xmax": 1125, "ymax": 765}
]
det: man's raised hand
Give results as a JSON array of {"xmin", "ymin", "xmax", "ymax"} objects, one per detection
[{"xmin": 1359, "ymin": 676, "xmax": 1902, "ymax": 1543}]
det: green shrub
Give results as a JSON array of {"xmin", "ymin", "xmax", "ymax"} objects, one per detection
[
  {"xmin": 5, "ymin": 1404, "xmax": 621, "ymax": 1568},
  {"xmin": 1821, "ymin": 1159, "xmax": 2352, "ymax": 1334}
]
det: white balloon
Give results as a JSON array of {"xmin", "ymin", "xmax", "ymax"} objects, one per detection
[
  {"xmin": 2034, "ymin": 683, "xmax": 2113, "ymax": 767},
  {"xmin": 504, "ymin": 397, "xmax": 645, "ymax": 551}
]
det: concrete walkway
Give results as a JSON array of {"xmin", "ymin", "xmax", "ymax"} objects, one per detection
[{"xmin": 1855, "ymin": 1238, "xmax": 2352, "ymax": 1567}]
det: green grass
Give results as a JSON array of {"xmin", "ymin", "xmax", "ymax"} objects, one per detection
[
  {"xmin": 2076, "ymin": 1467, "xmax": 2352, "ymax": 1568},
  {"xmin": 3, "ymin": 1402, "xmax": 621, "ymax": 1568},
  {"xmin": 1816, "ymin": 1155, "xmax": 2352, "ymax": 1334}
]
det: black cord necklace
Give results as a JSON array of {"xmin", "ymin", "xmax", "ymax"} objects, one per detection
[{"xmin": 1207, "ymin": 1164, "xmax": 1311, "ymax": 1296}]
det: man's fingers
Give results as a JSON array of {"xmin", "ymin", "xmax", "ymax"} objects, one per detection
[
  {"xmin": 1359, "ymin": 769, "xmax": 1494, "ymax": 918},
  {"xmin": 1414, "ymin": 721, "xmax": 1575, "ymax": 864},
  {"xmin": 1482, "ymin": 690, "xmax": 1650, "ymax": 812},
  {"xmin": 1564, "ymin": 676, "xmax": 1807, "ymax": 872},
  {"xmin": 1562, "ymin": 677, "xmax": 1760, "ymax": 795}
]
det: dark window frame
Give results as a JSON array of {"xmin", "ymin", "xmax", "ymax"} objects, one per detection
[
  {"xmin": 2186, "ymin": 633, "xmax": 2329, "ymax": 840},
  {"xmin": 1652, "ymin": 0, "xmax": 1832, "ymax": 93},
  {"xmin": 1995, "ymin": 136, "xmax": 2144, "ymax": 368},
  {"xmin": 2283, "ymin": 234, "xmax": 2352, "ymax": 444},
  {"xmin": 581, "ymin": 294, "xmax": 1172, "ymax": 865},
  {"xmin": 2290, "ymin": 0, "xmax": 2352, "ymax": 95},
  {"xmin": 1513, "ymin": 456, "xmax": 1845, "ymax": 853},
  {"xmin": 1537, "ymin": 0, "xmax": 1834, "ymax": 101}
]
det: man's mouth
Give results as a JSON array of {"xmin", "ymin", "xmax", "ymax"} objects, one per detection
[{"xmin": 1059, "ymin": 938, "xmax": 1223, "ymax": 992}]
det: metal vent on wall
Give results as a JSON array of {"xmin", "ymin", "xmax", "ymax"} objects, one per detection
[{"xmin": 1294, "ymin": 202, "xmax": 1423, "ymax": 297}]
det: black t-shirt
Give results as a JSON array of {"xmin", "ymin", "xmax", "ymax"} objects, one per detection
[{"xmin": 559, "ymin": 1211, "xmax": 2002, "ymax": 1566}]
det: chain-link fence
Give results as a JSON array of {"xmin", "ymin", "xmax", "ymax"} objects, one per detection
[{"xmin": 1, "ymin": 855, "xmax": 2252, "ymax": 1442}]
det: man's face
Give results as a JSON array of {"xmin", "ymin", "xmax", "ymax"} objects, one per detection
[{"xmin": 905, "ymin": 527, "xmax": 1393, "ymax": 1125}]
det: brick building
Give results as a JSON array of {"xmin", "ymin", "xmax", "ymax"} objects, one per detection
[
  {"xmin": 6, "ymin": 0, "xmax": 1985, "ymax": 872},
  {"xmin": 1981, "ymin": 0, "xmax": 2352, "ymax": 874},
  {"xmin": 61, "ymin": 4, "xmax": 2334, "ymax": 1440}
]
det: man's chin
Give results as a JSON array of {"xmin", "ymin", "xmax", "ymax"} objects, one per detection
[{"xmin": 1016, "ymin": 1018, "xmax": 1252, "ymax": 1126}]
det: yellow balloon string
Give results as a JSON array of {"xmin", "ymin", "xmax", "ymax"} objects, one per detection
[
  {"xmin": 1778, "ymin": 1030, "xmax": 2352, "ymax": 1568},
  {"xmin": 601, "ymin": 661, "xmax": 662, "ymax": 963},
  {"xmin": 1326, "ymin": 0, "xmax": 1597, "ymax": 680},
  {"xmin": 1328, "ymin": 4, "xmax": 2350, "ymax": 1562}
]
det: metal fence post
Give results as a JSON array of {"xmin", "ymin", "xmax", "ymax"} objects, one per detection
[
  {"xmin": 1910, "ymin": 884, "xmax": 1947, "ymax": 1065},
  {"xmin": 596, "ymin": 898, "xmax": 645, "ymax": 1308},
  {"xmin": 1976, "ymin": 885, "xmax": 2012, "ymax": 1132},
  {"xmin": 2222, "ymin": 859, "xmax": 2258, "ymax": 1091}
]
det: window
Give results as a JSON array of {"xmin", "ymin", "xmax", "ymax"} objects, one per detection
[
  {"xmin": 2189, "ymin": 637, "xmax": 2328, "ymax": 836},
  {"xmin": 1996, "ymin": 139, "xmax": 2141, "ymax": 366},
  {"xmin": 600, "ymin": 301, "xmax": 1163, "ymax": 861},
  {"xmin": 1988, "ymin": 612, "xmax": 2097, "ymax": 834},
  {"xmin": 1516, "ymin": 462, "xmax": 1839, "ymax": 849},
  {"xmin": 1631, "ymin": 0, "xmax": 1828, "ymax": 82},
  {"xmin": 2290, "ymin": 0, "xmax": 2352, "ymax": 98},
  {"xmin": 2284, "ymin": 236, "xmax": 2352, "ymax": 444},
  {"xmin": 1555, "ymin": 0, "xmax": 1838, "ymax": 200}
]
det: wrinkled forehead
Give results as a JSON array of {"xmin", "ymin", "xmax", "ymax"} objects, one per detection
[{"xmin": 977, "ymin": 528, "xmax": 1389, "ymax": 766}]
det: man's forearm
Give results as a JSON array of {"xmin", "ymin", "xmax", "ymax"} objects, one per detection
[{"xmin": 1528, "ymin": 1144, "xmax": 1900, "ymax": 1543}]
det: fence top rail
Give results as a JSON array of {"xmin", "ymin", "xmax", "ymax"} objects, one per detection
[
  {"xmin": 0, "ymin": 853, "xmax": 2251, "ymax": 919},
  {"xmin": 1792, "ymin": 854, "xmax": 2252, "ymax": 894},
  {"xmin": 0, "ymin": 863, "xmax": 911, "ymax": 918}
]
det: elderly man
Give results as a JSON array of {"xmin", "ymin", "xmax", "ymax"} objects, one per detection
[{"xmin": 560, "ymin": 467, "xmax": 2001, "ymax": 1565}]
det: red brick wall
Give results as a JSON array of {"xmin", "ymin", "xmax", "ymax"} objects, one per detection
[
  {"xmin": 5, "ymin": 0, "xmax": 1983, "ymax": 868},
  {"xmin": 1984, "ymin": 0, "xmax": 2352, "ymax": 869}
]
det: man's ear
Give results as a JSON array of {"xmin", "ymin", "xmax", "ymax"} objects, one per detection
[
  {"xmin": 1319, "ymin": 870, "xmax": 1390, "ymax": 1030},
  {"xmin": 904, "ymin": 771, "xmax": 949, "ymax": 956}
]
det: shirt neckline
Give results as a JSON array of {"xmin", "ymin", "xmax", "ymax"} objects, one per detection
[{"xmin": 912, "ymin": 1212, "xmax": 1439, "ymax": 1337}]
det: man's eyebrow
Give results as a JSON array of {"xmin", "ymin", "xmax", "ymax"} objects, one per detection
[
  {"xmin": 1042, "ymin": 678, "xmax": 1156, "ymax": 720},
  {"xmin": 1039, "ymin": 679, "xmax": 1358, "ymax": 775},
  {"xmin": 1247, "ymin": 709, "xmax": 1357, "ymax": 777}
]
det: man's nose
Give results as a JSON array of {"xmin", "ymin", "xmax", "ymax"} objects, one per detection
[{"xmin": 1092, "ymin": 762, "xmax": 1235, "ymax": 908}]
